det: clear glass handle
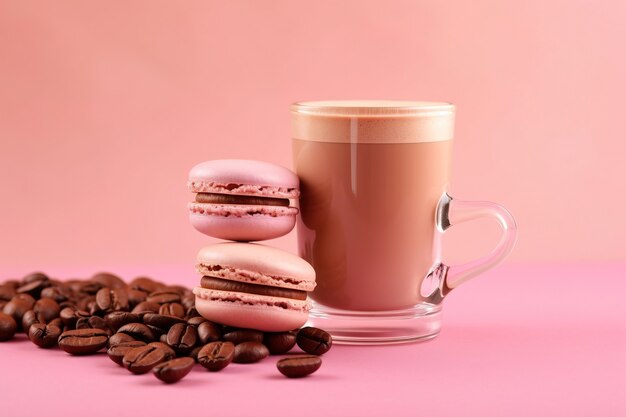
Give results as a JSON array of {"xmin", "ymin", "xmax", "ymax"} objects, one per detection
[{"xmin": 437, "ymin": 193, "xmax": 518, "ymax": 290}]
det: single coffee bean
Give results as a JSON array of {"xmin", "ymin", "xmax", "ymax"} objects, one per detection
[
  {"xmin": 146, "ymin": 290, "xmax": 181, "ymax": 305},
  {"xmin": 142, "ymin": 313, "xmax": 185, "ymax": 330},
  {"xmin": 108, "ymin": 332, "xmax": 137, "ymax": 347},
  {"xmin": 166, "ymin": 323, "xmax": 197, "ymax": 354},
  {"xmin": 33, "ymin": 298, "xmax": 61, "ymax": 322},
  {"xmin": 78, "ymin": 282, "xmax": 103, "ymax": 296},
  {"xmin": 22, "ymin": 310, "xmax": 46, "ymax": 333},
  {"xmin": 186, "ymin": 316, "xmax": 206, "ymax": 326},
  {"xmin": 122, "ymin": 342, "xmax": 175, "ymax": 374},
  {"xmin": 76, "ymin": 315, "xmax": 112, "ymax": 335},
  {"xmin": 276, "ymin": 355, "xmax": 322, "ymax": 378},
  {"xmin": 95, "ymin": 287, "xmax": 129, "ymax": 313},
  {"xmin": 126, "ymin": 289, "xmax": 148, "ymax": 307},
  {"xmin": 105, "ymin": 312, "xmax": 141, "ymax": 331},
  {"xmin": 77, "ymin": 296, "xmax": 96, "ymax": 312},
  {"xmin": 233, "ymin": 342, "xmax": 269, "ymax": 364},
  {"xmin": 17, "ymin": 272, "xmax": 50, "ymax": 297},
  {"xmin": 296, "ymin": 327, "xmax": 332, "ymax": 355},
  {"xmin": 28, "ymin": 323, "xmax": 61, "ymax": 348},
  {"xmin": 197, "ymin": 341, "xmax": 235, "ymax": 371},
  {"xmin": 59, "ymin": 307, "xmax": 90, "ymax": 328},
  {"xmin": 158, "ymin": 302, "xmax": 185, "ymax": 318},
  {"xmin": 196, "ymin": 321, "xmax": 221, "ymax": 344},
  {"xmin": 129, "ymin": 277, "xmax": 162, "ymax": 294},
  {"xmin": 152, "ymin": 357, "xmax": 195, "ymax": 383},
  {"xmin": 223, "ymin": 329, "xmax": 264, "ymax": 345},
  {"xmin": 0, "ymin": 285, "xmax": 16, "ymax": 302},
  {"xmin": 90, "ymin": 272, "xmax": 126, "ymax": 289},
  {"xmin": 107, "ymin": 341, "xmax": 146, "ymax": 366},
  {"xmin": 264, "ymin": 331, "xmax": 297, "ymax": 354},
  {"xmin": 117, "ymin": 323, "xmax": 156, "ymax": 343},
  {"xmin": 2, "ymin": 294, "xmax": 36, "ymax": 330},
  {"xmin": 0, "ymin": 312, "xmax": 17, "ymax": 341},
  {"xmin": 131, "ymin": 301, "xmax": 161, "ymax": 315},
  {"xmin": 58, "ymin": 328, "xmax": 109, "ymax": 355},
  {"xmin": 40, "ymin": 285, "xmax": 71, "ymax": 303}
]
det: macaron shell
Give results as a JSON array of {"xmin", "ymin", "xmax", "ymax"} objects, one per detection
[
  {"xmin": 196, "ymin": 243, "xmax": 316, "ymax": 290},
  {"xmin": 188, "ymin": 160, "xmax": 299, "ymax": 197},
  {"xmin": 193, "ymin": 287, "xmax": 309, "ymax": 332},
  {"xmin": 189, "ymin": 208, "xmax": 297, "ymax": 241}
]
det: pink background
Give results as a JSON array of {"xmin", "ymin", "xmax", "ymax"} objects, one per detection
[{"xmin": 1, "ymin": 0, "xmax": 625, "ymax": 268}]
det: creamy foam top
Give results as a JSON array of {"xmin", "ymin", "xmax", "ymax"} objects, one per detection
[{"xmin": 291, "ymin": 100, "xmax": 455, "ymax": 143}]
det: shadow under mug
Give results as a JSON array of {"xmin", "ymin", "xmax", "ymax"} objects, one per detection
[{"xmin": 291, "ymin": 100, "xmax": 517, "ymax": 344}]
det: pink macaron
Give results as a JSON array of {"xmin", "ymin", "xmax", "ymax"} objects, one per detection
[
  {"xmin": 192, "ymin": 242, "xmax": 316, "ymax": 332},
  {"xmin": 188, "ymin": 159, "xmax": 300, "ymax": 241}
]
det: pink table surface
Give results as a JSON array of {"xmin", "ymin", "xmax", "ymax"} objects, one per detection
[{"xmin": 1, "ymin": 263, "xmax": 624, "ymax": 417}]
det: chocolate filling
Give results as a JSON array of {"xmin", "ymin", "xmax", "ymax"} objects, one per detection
[
  {"xmin": 195, "ymin": 193, "xmax": 289, "ymax": 207},
  {"xmin": 200, "ymin": 276, "xmax": 307, "ymax": 301}
]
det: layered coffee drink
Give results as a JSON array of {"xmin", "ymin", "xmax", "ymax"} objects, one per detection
[{"xmin": 292, "ymin": 101, "xmax": 455, "ymax": 311}]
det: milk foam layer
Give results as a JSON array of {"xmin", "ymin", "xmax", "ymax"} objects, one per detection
[{"xmin": 291, "ymin": 100, "xmax": 455, "ymax": 144}]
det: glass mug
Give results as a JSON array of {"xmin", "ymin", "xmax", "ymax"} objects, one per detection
[{"xmin": 291, "ymin": 100, "xmax": 517, "ymax": 344}]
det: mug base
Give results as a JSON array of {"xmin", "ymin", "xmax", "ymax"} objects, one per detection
[{"xmin": 306, "ymin": 301, "xmax": 442, "ymax": 345}]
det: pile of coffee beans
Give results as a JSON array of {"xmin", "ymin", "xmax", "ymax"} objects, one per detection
[{"xmin": 0, "ymin": 272, "xmax": 331, "ymax": 383}]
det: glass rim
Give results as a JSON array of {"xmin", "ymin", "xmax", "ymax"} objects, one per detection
[{"xmin": 290, "ymin": 100, "xmax": 455, "ymax": 117}]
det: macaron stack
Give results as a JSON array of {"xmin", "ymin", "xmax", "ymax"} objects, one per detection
[{"xmin": 187, "ymin": 160, "xmax": 316, "ymax": 332}]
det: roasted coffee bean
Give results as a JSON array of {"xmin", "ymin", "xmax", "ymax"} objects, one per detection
[
  {"xmin": 197, "ymin": 321, "xmax": 221, "ymax": 345},
  {"xmin": 264, "ymin": 331, "xmax": 297, "ymax": 354},
  {"xmin": 107, "ymin": 341, "xmax": 146, "ymax": 365},
  {"xmin": 189, "ymin": 345, "xmax": 202, "ymax": 362},
  {"xmin": 142, "ymin": 313, "xmax": 185, "ymax": 330},
  {"xmin": 223, "ymin": 329, "xmax": 264, "ymax": 345},
  {"xmin": 58, "ymin": 328, "xmax": 109, "ymax": 355},
  {"xmin": 122, "ymin": 342, "xmax": 175, "ymax": 374},
  {"xmin": 3, "ymin": 294, "xmax": 36, "ymax": 330},
  {"xmin": 158, "ymin": 302, "xmax": 185, "ymax": 318},
  {"xmin": 40, "ymin": 286, "xmax": 71, "ymax": 303},
  {"xmin": 78, "ymin": 282, "xmax": 103, "ymax": 296},
  {"xmin": 59, "ymin": 307, "xmax": 90, "ymax": 328},
  {"xmin": 233, "ymin": 342, "xmax": 269, "ymax": 364},
  {"xmin": 22, "ymin": 310, "xmax": 46, "ymax": 333},
  {"xmin": 166, "ymin": 323, "xmax": 197, "ymax": 354},
  {"xmin": 160, "ymin": 333, "xmax": 168, "ymax": 343},
  {"xmin": 152, "ymin": 357, "xmax": 195, "ymax": 383},
  {"xmin": 28, "ymin": 323, "xmax": 61, "ymax": 348},
  {"xmin": 131, "ymin": 301, "xmax": 161, "ymax": 315},
  {"xmin": 0, "ymin": 312, "xmax": 17, "ymax": 341},
  {"xmin": 90, "ymin": 272, "xmax": 126, "ymax": 289},
  {"xmin": 276, "ymin": 355, "xmax": 322, "ymax": 378},
  {"xmin": 146, "ymin": 290, "xmax": 181, "ymax": 305},
  {"xmin": 186, "ymin": 316, "xmax": 206, "ymax": 327},
  {"xmin": 296, "ymin": 327, "xmax": 332, "ymax": 355},
  {"xmin": 76, "ymin": 315, "xmax": 111, "ymax": 335},
  {"xmin": 126, "ymin": 289, "xmax": 147, "ymax": 307},
  {"xmin": 33, "ymin": 298, "xmax": 61, "ymax": 322},
  {"xmin": 197, "ymin": 341, "xmax": 235, "ymax": 371},
  {"xmin": 76, "ymin": 295, "xmax": 96, "ymax": 312},
  {"xmin": 129, "ymin": 277, "xmax": 162, "ymax": 294},
  {"xmin": 95, "ymin": 287, "xmax": 129, "ymax": 313},
  {"xmin": 117, "ymin": 323, "xmax": 156, "ymax": 343},
  {"xmin": 17, "ymin": 272, "xmax": 50, "ymax": 297},
  {"xmin": 185, "ymin": 306, "xmax": 200, "ymax": 320},
  {"xmin": 108, "ymin": 332, "xmax": 137, "ymax": 347},
  {"xmin": 105, "ymin": 312, "xmax": 141, "ymax": 331},
  {"xmin": 0, "ymin": 285, "xmax": 16, "ymax": 302},
  {"xmin": 48, "ymin": 317, "xmax": 63, "ymax": 328},
  {"xmin": 181, "ymin": 294, "xmax": 195, "ymax": 311}
]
